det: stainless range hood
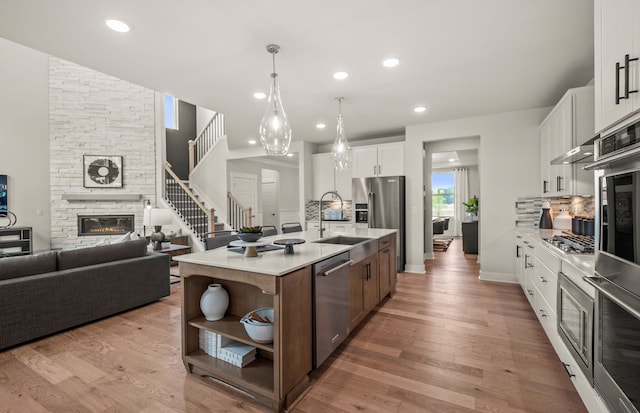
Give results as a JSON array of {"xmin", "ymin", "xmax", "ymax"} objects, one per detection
[{"xmin": 550, "ymin": 135, "xmax": 598, "ymax": 165}]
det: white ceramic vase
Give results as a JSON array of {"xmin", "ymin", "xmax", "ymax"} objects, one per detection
[{"xmin": 200, "ymin": 284, "xmax": 229, "ymax": 321}]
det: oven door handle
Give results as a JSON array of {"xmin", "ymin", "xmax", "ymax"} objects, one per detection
[{"xmin": 583, "ymin": 276, "xmax": 640, "ymax": 320}]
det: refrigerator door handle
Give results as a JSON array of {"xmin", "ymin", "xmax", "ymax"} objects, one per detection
[{"xmin": 368, "ymin": 191, "xmax": 375, "ymax": 228}]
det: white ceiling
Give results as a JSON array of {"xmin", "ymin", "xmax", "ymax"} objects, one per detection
[
  {"xmin": 432, "ymin": 149, "xmax": 478, "ymax": 169},
  {"xmin": 0, "ymin": 1, "xmax": 594, "ymax": 151}
]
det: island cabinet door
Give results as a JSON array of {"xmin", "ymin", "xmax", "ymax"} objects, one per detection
[
  {"xmin": 378, "ymin": 247, "xmax": 391, "ymax": 299},
  {"xmin": 277, "ymin": 266, "xmax": 313, "ymax": 399},
  {"xmin": 362, "ymin": 254, "xmax": 379, "ymax": 313}
]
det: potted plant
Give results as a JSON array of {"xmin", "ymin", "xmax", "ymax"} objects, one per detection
[
  {"xmin": 237, "ymin": 226, "xmax": 263, "ymax": 242},
  {"xmin": 463, "ymin": 196, "xmax": 479, "ymax": 221}
]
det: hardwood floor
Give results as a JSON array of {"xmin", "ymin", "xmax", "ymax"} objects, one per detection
[{"xmin": 0, "ymin": 239, "xmax": 586, "ymax": 412}]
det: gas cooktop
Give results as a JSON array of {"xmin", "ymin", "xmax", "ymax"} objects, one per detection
[{"xmin": 542, "ymin": 232, "xmax": 595, "ymax": 254}]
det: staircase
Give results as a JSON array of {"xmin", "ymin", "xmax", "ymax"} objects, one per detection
[{"xmin": 163, "ymin": 162, "xmax": 223, "ymax": 242}]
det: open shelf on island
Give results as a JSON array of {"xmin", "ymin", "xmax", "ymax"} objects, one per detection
[
  {"xmin": 185, "ymin": 349, "xmax": 274, "ymax": 397},
  {"xmin": 189, "ymin": 315, "xmax": 274, "ymax": 353}
]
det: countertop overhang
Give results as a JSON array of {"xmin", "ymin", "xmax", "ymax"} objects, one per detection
[{"xmin": 174, "ymin": 228, "xmax": 397, "ymax": 276}]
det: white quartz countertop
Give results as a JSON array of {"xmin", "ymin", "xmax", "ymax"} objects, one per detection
[
  {"xmin": 174, "ymin": 228, "xmax": 397, "ymax": 276},
  {"xmin": 517, "ymin": 228, "xmax": 595, "ymax": 275}
]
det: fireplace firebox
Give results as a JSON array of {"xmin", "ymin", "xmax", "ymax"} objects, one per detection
[{"xmin": 78, "ymin": 215, "xmax": 134, "ymax": 236}]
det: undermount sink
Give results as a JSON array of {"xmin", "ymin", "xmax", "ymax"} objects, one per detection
[
  {"xmin": 313, "ymin": 236, "xmax": 377, "ymax": 263},
  {"xmin": 313, "ymin": 236, "xmax": 373, "ymax": 246}
]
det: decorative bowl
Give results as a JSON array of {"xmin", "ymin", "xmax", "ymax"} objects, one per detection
[
  {"xmin": 240, "ymin": 307, "xmax": 274, "ymax": 343},
  {"xmin": 237, "ymin": 232, "xmax": 263, "ymax": 242}
]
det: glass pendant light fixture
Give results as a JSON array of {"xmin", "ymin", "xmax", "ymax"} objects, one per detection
[
  {"xmin": 331, "ymin": 97, "xmax": 352, "ymax": 170},
  {"xmin": 259, "ymin": 44, "xmax": 291, "ymax": 156}
]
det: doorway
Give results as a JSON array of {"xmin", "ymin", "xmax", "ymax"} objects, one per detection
[
  {"xmin": 229, "ymin": 172, "xmax": 258, "ymax": 224},
  {"xmin": 262, "ymin": 169, "xmax": 279, "ymax": 228}
]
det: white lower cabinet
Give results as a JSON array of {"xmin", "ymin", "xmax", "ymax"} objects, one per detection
[{"xmin": 514, "ymin": 233, "xmax": 610, "ymax": 413}]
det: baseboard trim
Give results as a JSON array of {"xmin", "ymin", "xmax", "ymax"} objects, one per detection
[
  {"xmin": 478, "ymin": 270, "xmax": 518, "ymax": 284},
  {"xmin": 404, "ymin": 264, "xmax": 426, "ymax": 274}
]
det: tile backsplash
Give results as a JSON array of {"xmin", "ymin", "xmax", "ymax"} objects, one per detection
[
  {"xmin": 516, "ymin": 196, "xmax": 595, "ymax": 230},
  {"xmin": 305, "ymin": 200, "xmax": 352, "ymax": 221}
]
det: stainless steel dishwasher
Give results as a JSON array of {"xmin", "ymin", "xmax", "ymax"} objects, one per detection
[{"xmin": 313, "ymin": 252, "xmax": 352, "ymax": 368}]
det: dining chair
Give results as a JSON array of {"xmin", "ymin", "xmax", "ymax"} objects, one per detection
[
  {"xmin": 204, "ymin": 234, "xmax": 239, "ymax": 250},
  {"xmin": 281, "ymin": 222, "xmax": 303, "ymax": 234},
  {"xmin": 261, "ymin": 225, "xmax": 278, "ymax": 236}
]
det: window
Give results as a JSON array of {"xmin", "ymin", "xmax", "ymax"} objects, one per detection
[
  {"xmin": 164, "ymin": 94, "xmax": 178, "ymax": 129},
  {"xmin": 432, "ymin": 172, "xmax": 454, "ymax": 217}
]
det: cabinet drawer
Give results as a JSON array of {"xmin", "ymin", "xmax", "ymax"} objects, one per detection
[
  {"xmin": 534, "ymin": 257, "xmax": 558, "ymax": 313},
  {"xmin": 378, "ymin": 234, "xmax": 392, "ymax": 251},
  {"xmin": 534, "ymin": 286, "xmax": 557, "ymax": 346},
  {"xmin": 536, "ymin": 243, "xmax": 561, "ymax": 274}
]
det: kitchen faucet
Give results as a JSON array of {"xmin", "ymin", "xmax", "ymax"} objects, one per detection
[{"xmin": 319, "ymin": 191, "xmax": 343, "ymax": 238}]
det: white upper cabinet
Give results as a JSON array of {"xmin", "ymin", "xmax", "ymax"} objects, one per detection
[
  {"xmin": 312, "ymin": 153, "xmax": 353, "ymax": 200},
  {"xmin": 595, "ymin": 0, "xmax": 640, "ymax": 133},
  {"xmin": 352, "ymin": 142, "xmax": 404, "ymax": 178},
  {"xmin": 539, "ymin": 86, "xmax": 595, "ymax": 197}
]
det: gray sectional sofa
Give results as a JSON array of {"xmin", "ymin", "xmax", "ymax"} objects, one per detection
[{"xmin": 0, "ymin": 238, "xmax": 170, "ymax": 350}]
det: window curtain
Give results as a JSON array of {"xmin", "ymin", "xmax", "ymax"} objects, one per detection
[{"xmin": 454, "ymin": 168, "xmax": 469, "ymax": 236}]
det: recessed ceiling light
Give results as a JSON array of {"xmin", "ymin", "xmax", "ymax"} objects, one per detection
[
  {"xmin": 105, "ymin": 19, "xmax": 130, "ymax": 33},
  {"xmin": 382, "ymin": 58, "xmax": 400, "ymax": 68},
  {"xmin": 248, "ymin": 139, "xmax": 257, "ymax": 145},
  {"xmin": 316, "ymin": 123, "xmax": 326, "ymax": 129},
  {"xmin": 414, "ymin": 106, "xmax": 427, "ymax": 113},
  {"xmin": 286, "ymin": 153, "xmax": 294, "ymax": 157},
  {"xmin": 448, "ymin": 158, "xmax": 456, "ymax": 162},
  {"xmin": 333, "ymin": 71, "xmax": 349, "ymax": 80},
  {"xmin": 253, "ymin": 92, "xmax": 266, "ymax": 99}
]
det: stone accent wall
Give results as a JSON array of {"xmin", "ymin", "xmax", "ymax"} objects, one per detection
[
  {"xmin": 516, "ymin": 196, "xmax": 595, "ymax": 230},
  {"xmin": 49, "ymin": 57, "xmax": 156, "ymax": 249}
]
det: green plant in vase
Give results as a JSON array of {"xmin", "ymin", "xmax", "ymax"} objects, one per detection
[
  {"xmin": 463, "ymin": 196, "xmax": 479, "ymax": 220},
  {"xmin": 237, "ymin": 226, "xmax": 263, "ymax": 242}
]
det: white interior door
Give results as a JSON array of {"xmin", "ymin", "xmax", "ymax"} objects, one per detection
[
  {"xmin": 262, "ymin": 179, "xmax": 278, "ymax": 227},
  {"xmin": 230, "ymin": 172, "xmax": 258, "ymax": 224}
]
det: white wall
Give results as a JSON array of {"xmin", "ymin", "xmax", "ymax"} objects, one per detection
[
  {"xmin": 0, "ymin": 38, "xmax": 50, "ymax": 251},
  {"xmin": 406, "ymin": 108, "xmax": 546, "ymax": 281},
  {"xmin": 227, "ymin": 157, "xmax": 299, "ymax": 224},
  {"xmin": 196, "ymin": 106, "xmax": 216, "ymax": 137}
]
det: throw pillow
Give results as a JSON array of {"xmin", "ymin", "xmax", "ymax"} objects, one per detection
[{"xmin": 111, "ymin": 232, "xmax": 131, "ymax": 244}]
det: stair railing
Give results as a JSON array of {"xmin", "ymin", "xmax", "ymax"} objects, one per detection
[
  {"xmin": 164, "ymin": 162, "xmax": 215, "ymax": 239},
  {"xmin": 189, "ymin": 112, "xmax": 225, "ymax": 173},
  {"xmin": 227, "ymin": 192, "xmax": 252, "ymax": 230}
]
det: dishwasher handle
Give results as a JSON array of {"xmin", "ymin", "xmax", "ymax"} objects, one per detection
[{"xmin": 319, "ymin": 260, "xmax": 353, "ymax": 277}]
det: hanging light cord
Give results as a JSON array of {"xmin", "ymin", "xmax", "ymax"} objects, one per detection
[{"xmin": 271, "ymin": 50, "xmax": 278, "ymax": 111}]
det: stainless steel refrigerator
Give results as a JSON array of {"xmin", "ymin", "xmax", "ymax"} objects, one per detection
[{"xmin": 352, "ymin": 176, "xmax": 405, "ymax": 272}]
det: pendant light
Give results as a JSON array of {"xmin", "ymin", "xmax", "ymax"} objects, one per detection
[
  {"xmin": 331, "ymin": 97, "xmax": 352, "ymax": 170},
  {"xmin": 259, "ymin": 44, "xmax": 291, "ymax": 156}
]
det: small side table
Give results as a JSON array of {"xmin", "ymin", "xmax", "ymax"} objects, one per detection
[{"xmin": 159, "ymin": 244, "xmax": 192, "ymax": 266}]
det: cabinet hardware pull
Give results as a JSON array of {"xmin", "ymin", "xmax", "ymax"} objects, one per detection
[
  {"xmin": 558, "ymin": 176, "xmax": 564, "ymax": 191},
  {"xmin": 561, "ymin": 362, "xmax": 576, "ymax": 378},
  {"xmin": 527, "ymin": 289, "xmax": 534, "ymax": 296},
  {"xmin": 543, "ymin": 180, "xmax": 549, "ymax": 194},
  {"xmin": 516, "ymin": 245, "xmax": 521, "ymax": 258},
  {"xmin": 616, "ymin": 61, "xmax": 623, "ymax": 104},
  {"xmin": 625, "ymin": 54, "xmax": 639, "ymax": 99},
  {"xmin": 378, "ymin": 165, "xmax": 381, "ymax": 175},
  {"xmin": 537, "ymin": 276, "xmax": 547, "ymax": 283},
  {"xmin": 539, "ymin": 309, "xmax": 547, "ymax": 317},
  {"xmin": 373, "ymin": 165, "xmax": 376, "ymax": 175}
]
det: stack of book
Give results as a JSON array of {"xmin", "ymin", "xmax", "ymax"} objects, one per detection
[
  {"xmin": 198, "ymin": 330, "xmax": 256, "ymax": 368},
  {"xmin": 198, "ymin": 329, "xmax": 218, "ymax": 357},
  {"xmin": 218, "ymin": 336, "xmax": 257, "ymax": 367}
]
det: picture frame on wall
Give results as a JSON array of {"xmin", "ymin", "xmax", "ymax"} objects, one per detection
[{"xmin": 83, "ymin": 155, "xmax": 123, "ymax": 188}]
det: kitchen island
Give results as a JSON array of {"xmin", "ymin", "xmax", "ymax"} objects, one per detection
[{"xmin": 174, "ymin": 228, "xmax": 397, "ymax": 412}]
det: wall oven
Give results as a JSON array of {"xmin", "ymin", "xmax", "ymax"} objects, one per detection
[{"xmin": 584, "ymin": 119, "xmax": 640, "ymax": 413}]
